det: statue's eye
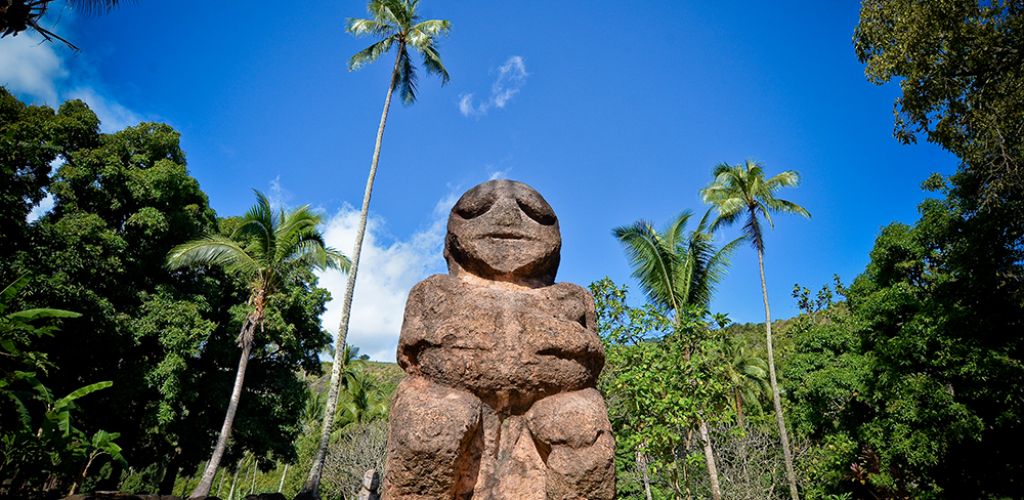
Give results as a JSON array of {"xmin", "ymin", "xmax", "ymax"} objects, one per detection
[
  {"xmin": 455, "ymin": 199, "xmax": 492, "ymax": 219},
  {"xmin": 517, "ymin": 197, "xmax": 556, "ymax": 225}
]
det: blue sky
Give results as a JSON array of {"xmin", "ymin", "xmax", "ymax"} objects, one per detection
[{"xmin": 1, "ymin": 1, "xmax": 957, "ymax": 360}]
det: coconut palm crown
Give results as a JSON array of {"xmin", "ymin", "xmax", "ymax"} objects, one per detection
[
  {"xmin": 346, "ymin": 0, "xmax": 451, "ymax": 105},
  {"xmin": 700, "ymin": 160, "xmax": 810, "ymax": 252},
  {"xmin": 614, "ymin": 210, "xmax": 740, "ymax": 315},
  {"xmin": 167, "ymin": 191, "xmax": 349, "ymax": 346}
]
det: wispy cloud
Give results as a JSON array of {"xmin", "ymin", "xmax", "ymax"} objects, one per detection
[
  {"xmin": 0, "ymin": 34, "xmax": 67, "ymax": 104},
  {"xmin": 458, "ymin": 55, "xmax": 529, "ymax": 118},
  {"xmin": 266, "ymin": 176, "xmax": 293, "ymax": 211},
  {"xmin": 316, "ymin": 189, "xmax": 459, "ymax": 361},
  {"xmin": 0, "ymin": 26, "xmax": 142, "ymax": 132}
]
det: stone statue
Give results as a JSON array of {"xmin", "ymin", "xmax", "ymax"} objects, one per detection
[{"xmin": 382, "ymin": 180, "xmax": 616, "ymax": 499}]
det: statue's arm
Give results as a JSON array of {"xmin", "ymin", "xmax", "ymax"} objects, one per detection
[
  {"xmin": 563, "ymin": 282, "xmax": 605, "ymax": 371},
  {"xmin": 396, "ymin": 277, "xmax": 438, "ymax": 372}
]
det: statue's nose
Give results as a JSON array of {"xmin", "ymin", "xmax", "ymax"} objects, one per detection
[{"xmin": 491, "ymin": 199, "xmax": 523, "ymax": 226}]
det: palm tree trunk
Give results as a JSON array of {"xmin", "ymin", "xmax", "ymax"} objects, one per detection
[
  {"xmin": 303, "ymin": 42, "xmax": 406, "ymax": 499},
  {"xmin": 757, "ymin": 247, "xmax": 800, "ymax": 500},
  {"xmin": 699, "ymin": 420, "xmax": 722, "ymax": 500},
  {"xmin": 190, "ymin": 319, "xmax": 256, "ymax": 498},
  {"xmin": 278, "ymin": 463, "xmax": 289, "ymax": 493},
  {"xmin": 683, "ymin": 429, "xmax": 693, "ymax": 500},
  {"xmin": 217, "ymin": 468, "xmax": 226, "ymax": 497},
  {"xmin": 248, "ymin": 456, "xmax": 257, "ymax": 494},
  {"xmin": 636, "ymin": 447, "xmax": 653, "ymax": 500},
  {"xmin": 228, "ymin": 465, "xmax": 239, "ymax": 500},
  {"xmin": 735, "ymin": 389, "xmax": 746, "ymax": 429}
]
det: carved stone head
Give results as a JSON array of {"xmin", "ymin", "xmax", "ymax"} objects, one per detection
[{"xmin": 444, "ymin": 180, "xmax": 561, "ymax": 286}]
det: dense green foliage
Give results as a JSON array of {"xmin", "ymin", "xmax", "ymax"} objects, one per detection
[
  {"xmin": 787, "ymin": 173, "xmax": 1024, "ymax": 498},
  {"xmin": 0, "ymin": 89, "xmax": 336, "ymax": 495}
]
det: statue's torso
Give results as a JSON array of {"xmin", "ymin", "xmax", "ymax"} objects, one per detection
[{"xmin": 399, "ymin": 275, "xmax": 603, "ymax": 409}]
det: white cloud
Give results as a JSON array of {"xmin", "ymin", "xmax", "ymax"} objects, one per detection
[
  {"xmin": 458, "ymin": 55, "xmax": 529, "ymax": 117},
  {"xmin": 65, "ymin": 87, "xmax": 141, "ymax": 132},
  {"xmin": 491, "ymin": 56, "xmax": 528, "ymax": 108},
  {"xmin": 0, "ymin": 33, "xmax": 67, "ymax": 104},
  {"xmin": 316, "ymin": 190, "xmax": 459, "ymax": 361},
  {"xmin": 0, "ymin": 17, "xmax": 141, "ymax": 132}
]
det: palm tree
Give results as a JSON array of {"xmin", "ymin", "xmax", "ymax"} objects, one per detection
[
  {"xmin": 166, "ymin": 191, "xmax": 349, "ymax": 498},
  {"xmin": 700, "ymin": 159, "xmax": 810, "ymax": 500},
  {"xmin": 614, "ymin": 211, "xmax": 741, "ymax": 500},
  {"xmin": 720, "ymin": 338, "xmax": 769, "ymax": 429},
  {"xmin": 304, "ymin": 1, "xmax": 450, "ymax": 496}
]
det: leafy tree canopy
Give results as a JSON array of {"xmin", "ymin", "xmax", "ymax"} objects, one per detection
[{"xmin": 854, "ymin": 0, "xmax": 1024, "ymax": 200}]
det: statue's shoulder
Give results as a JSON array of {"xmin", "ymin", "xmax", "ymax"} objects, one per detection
[
  {"xmin": 407, "ymin": 274, "xmax": 459, "ymax": 301},
  {"xmin": 547, "ymin": 282, "xmax": 594, "ymax": 299}
]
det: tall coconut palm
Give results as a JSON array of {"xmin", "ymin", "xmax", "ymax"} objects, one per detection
[
  {"xmin": 303, "ymin": 1, "xmax": 450, "ymax": 496},
  {"xmin": 614, "ymin": 210, "xmax": 741, "ymax": 500},
  {"xmin": 166, "ymin": 191, "xmax": 349, "ymax": 498},
  {"xmin": 700, "ymin": 160, "xmax": 810, "ymax": 500}
]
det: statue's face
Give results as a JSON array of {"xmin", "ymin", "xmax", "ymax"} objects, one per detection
[{"xmin": 445, "ymin": 180, "xmax": 561, "ymax": 285}]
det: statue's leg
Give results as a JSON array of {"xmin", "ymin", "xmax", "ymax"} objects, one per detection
[
  {"xmin": 382, "ymin": 376, "xmax": 483, "ymax": 500},
  {"xmin": 525, "ymin": 388, "xmax": 616, "ymax": 500}
]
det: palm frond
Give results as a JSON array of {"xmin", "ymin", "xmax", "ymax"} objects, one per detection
[
  {"xmin": 711, "ymin": 162, "xmax": 734, "ymax": 178},
  {"xmin": 397, "ymin": 47, "xmax": 418, "ymax": 105},
  {"xmin": 369, "ymin": 0, "xmax": 411, "ymax": 29},
  {"xmin": 613, "ymin": 221, "xmax": 680, "ymax": 311},
  {"xmin": 346, "ymin": 17, "xmax": 395, "ymax": 37},
  {"xmin": 412, "ymin": 19, "xmax": 450, "ymax": 38},
  {"xmin": 234, "ymin": 190, "xmax": 276, "ymax": 255},
  {"xmin": 757, "ymin": 200, "xmax": 775, "ymax": 229},
  {"xmin": 743, "ymin": 211, "xmax": 765, "ymax": 252},
  {"xmin": 765, "ymin": 197, "xmax": 811, "ymax": 218},
  {"xmin": 764, "ymin": 170, "xmax": 801, "ymax": 189},
  {"xmin": 273, "ymin": 205, "xmax": 322, "ymax": 262},
  {"xmin": 349, "ymin": 36, "xmax": 396, "ymax": 71},
  {"xmin": 417, "ymin": 43, "xmax": 449, "ymax": 85},
  {"xmin": 325, "ymin": 248, "xmax": 352, "ymax": 272},
  {"xmin": 663, "ymin": 211, "xmax": 693, "ymax": 250},
  {"xmin": 66, "ymin": 0, "xmax": 124, "ymax": 15},
  {"xmin": 166, "ymin": 235, "xmax": 259, "ymax": 277}
]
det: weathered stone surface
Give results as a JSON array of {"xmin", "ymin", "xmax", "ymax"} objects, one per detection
[{"xmin": 383, "ymin": 180, "xmax": 615, "ymax": 499}]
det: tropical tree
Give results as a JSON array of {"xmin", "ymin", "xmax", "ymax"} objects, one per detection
[
  {"xmin": 167, "ymin": 192, "xmax": 349, "ymax": 498},
  {"xmin": 700, "ymin": 160, "xmax": 810, "ymax": 500},
  {"xmin": 854, "ymin": 0, "xmax": 1023, "ymax": 201},
  {"xmin": 305, "ymin": 1, "xmax": 450, "ymax": 496},
  {"xmin": 614, "ymin": 211, "xmax": 741, "ymax": 500}
]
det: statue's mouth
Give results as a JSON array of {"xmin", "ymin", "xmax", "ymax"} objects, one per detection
[{"xmin": 482, "ymin": 232, "xmax": 531, "ymax": 241}]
